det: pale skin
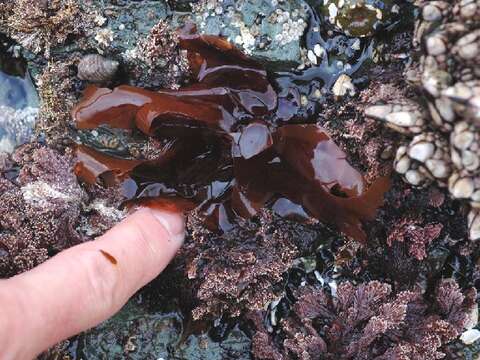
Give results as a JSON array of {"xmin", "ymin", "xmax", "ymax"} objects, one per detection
[{"xmin": 0, "ymin": 208, "xmax": 185, "ymax": 360}]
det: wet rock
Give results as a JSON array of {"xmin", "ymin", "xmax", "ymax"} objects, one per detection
[
  {"xmin": 0, "ymin": 37, "xmax": 38, "ymax": 109},
  {"xmin": 4, "ymin": 1, "xmax": 173, "ymax": 87},
  {"xmin": 0, "ymin": 106, "xmax": 37, "ymax": 153},
  {"xmin": 0, "ymin": 38, "xmax": 38, "ymax": 153},
  {"xmin": 0, "ymin": 66, "xmax": 38, "ymax": 109},
  {"xmin": 121, "ymin": 18, "xmax": 189, "ymax": 89},
  {"xmin": 82, "ymin": 1, "xmax": 179, "ymax": 89},
  {"xmin": 74, "ymin": 299, "xmax": 183, "ymax": 359},
  {"xmin": 191, "ymin": 0, "xmax": 308, "ymax": 68}
]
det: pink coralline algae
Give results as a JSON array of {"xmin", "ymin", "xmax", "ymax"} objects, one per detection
[
  {"xmin": 250, "ymin": 279, "xmax": 477, "ymax": 360},
  {"xmin": 387, "ymin": 216, "xmax": 444, "ymax": 260},
  {"xmin": 0, "ymin": 143, "xmax": 124, "ymax": 277},
  {"xmin": 0, "ymin": 144, "xmax": 85, "ymax": 275}
]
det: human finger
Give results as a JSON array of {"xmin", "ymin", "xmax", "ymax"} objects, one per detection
[{"xmin": 0, "ymin": 207, "xmax": 184, "ymax": 360}]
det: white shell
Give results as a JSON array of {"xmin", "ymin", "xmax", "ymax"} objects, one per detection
[
  {"xmin": 450, "ymin": 175, "xmax": 474, "ymax": 199},
  {"xmin": 460, "ymin": 328, "xmax": 480, "ymax": 345},
  {"xmin": 307, "ymin": 49, "xmax": 318, "ymax": 65},
  {"xmin": 408, "ymin": 142, "xmax": 434, "ymax": 162}
]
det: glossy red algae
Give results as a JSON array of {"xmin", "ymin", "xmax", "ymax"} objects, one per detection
[
  {"xmin": 72, "ymin": 27, "xmax": 390, "ymax": 242},
  {"xmin": 72, "ymin": 26, "xmax": 276, "ymax": 135},
  {"xmin": 74, "ymin": 144, "xmax": 143, "ymax": 186}
]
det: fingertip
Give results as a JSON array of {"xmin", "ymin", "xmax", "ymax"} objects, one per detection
[
  {"xmin": 96, "ymin": 207, "xmax": 185, "ymax": 283},
  {"xmin": 147, "ymin": 207, "xmax": 186, "ymax": 245}
]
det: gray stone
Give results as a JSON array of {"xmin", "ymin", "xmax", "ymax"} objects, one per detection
[
  {"xmin": 87, "ymin": 0, "xmax": 170, "ymax": 56},
  {"xmin": 0, "ymin": 71, "xmax": 38, "ymax": 109},
  {"xmin": 191, "ymin": 0, "xmax": 308, "ymax": 68}
]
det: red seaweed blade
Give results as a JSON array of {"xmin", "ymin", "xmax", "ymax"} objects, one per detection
[{"xmin": 72, "ymin": 29, "xmax": 389, "ymax": 241}]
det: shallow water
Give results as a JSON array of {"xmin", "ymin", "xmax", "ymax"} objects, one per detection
[
  {"xmin": 60, "ymin": 294, "xmax": 251, "ymax": 360},
  {"xmin": 0, "ymin": 37, "xmax": 39, "ymax": 152},
  {"xmin": 0, "ymin": 37, "xmax": 38, "ymax": 108}
]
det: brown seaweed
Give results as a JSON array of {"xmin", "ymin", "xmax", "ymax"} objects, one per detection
[
  {"xmin": 74, "ymin": 144, "xmax": 144, "ymax": 186},
  {"xmin": 72, "ymin": 27, "xmax": 389, "ymax": 242},
  {"xmin": 72, "ymin": 26, "xmax": 276, "ymax": 135}
]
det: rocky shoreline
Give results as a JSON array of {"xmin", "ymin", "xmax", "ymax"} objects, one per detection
[{"xmin": 1, "ymin": 0, "xmax": 480, "ymax": 359}]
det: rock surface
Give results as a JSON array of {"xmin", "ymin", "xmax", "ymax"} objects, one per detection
[{"xmin": 191, "ymin": 0, "xmax": 308, "ymax": 68}]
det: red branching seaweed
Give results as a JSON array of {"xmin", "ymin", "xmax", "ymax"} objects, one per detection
[
  {"xmin": 387, "ymin": 217, "xmax": 443, "ymax": 260},
  {"xmin": 71, "ymin": 27, "xmax": 389, "ymax": 241},
  {"xmin": 249, "ymin": 280, "xmax": 477, "ymax": 359}
]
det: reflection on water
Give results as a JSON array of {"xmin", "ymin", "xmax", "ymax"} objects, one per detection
[
  {"xmin": 0, "ymin": 37, "xmax": 39, "ymax": 152},
  {"xmin": 66, "ymin": 295, "xmax": 251, "ymax": 360},
  {"xmin": 0, "ymin": 70, "xmax": 38, "ymax": 109}
]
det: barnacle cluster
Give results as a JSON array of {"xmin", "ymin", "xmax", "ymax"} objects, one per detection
[
  {"xmin": 190, "ymin": 0, "xmax": 307, "ymax": 64},
  {"xmin": 366, "ymin": 0, "xmax": 480, "ymax": 240}
]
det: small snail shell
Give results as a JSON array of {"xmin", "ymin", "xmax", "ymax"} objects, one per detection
[{"xmin": 77, "ymin": 54, "xmax": 119, "ymax": 82}]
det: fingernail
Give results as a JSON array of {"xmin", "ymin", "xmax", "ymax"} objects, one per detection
[{"xmin": 149, "ymin": 208, "xmax": 185, "ymax": 244}]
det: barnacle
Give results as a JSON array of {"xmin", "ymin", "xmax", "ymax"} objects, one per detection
[
  {"xmin": 395, "ymin": 132, "xmax": 452, "ymax": 186},
  {"xmin": 366, "ymin": 0, "xmax": 480, "ymax": 239},
  {"xmin": 365, "ymin": 100, "xmax": 427, "ymax": 134},
  {"xmin": 72, "ymin": 26, "xmax": 389, "ymax": 242}
]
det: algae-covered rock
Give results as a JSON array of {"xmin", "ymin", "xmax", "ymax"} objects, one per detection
[
  {"xmin": 87, "ymin": 0, "xmax": 170, "ymax": 55},
  {"xmin": 0, "ymin": 0, "xmax": 97, "ymax": 58},
  {"xmin": 74, "ymin": 299, "xmax": 183, "ymax": 359}
]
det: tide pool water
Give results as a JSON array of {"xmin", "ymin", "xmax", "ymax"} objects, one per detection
[{"xmin": 0, "ymin": 39, "xmax": 39, "ymax": 152}]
